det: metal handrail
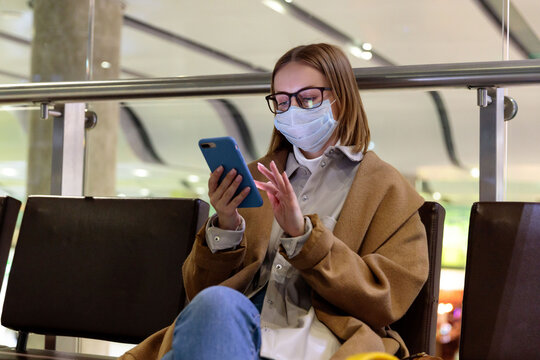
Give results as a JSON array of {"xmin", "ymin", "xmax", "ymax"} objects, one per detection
[{"xmin": 0, "ymin": 59, "xmax": 540, "ymax": 104}]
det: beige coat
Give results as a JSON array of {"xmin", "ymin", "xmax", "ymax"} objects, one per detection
[{"xmin": 120, "ymin": 150, "xmax": 428, "ymax": 360}]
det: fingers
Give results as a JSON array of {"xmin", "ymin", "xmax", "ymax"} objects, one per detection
[
  {"xmin": 254, "ymin": 180, "xmax": 278, "ymax": 194},
  {"xmin": 209, "ymin": 168, "xmax": 237, "ymax": 200},
  {"xmin": 208, "ymin": 166, "xmax": 224, "ymax": 193},
  {"xmin": 229, "ymin": 186, "xmax": 251, "ymax": 208},
  {"xmin": 208, "ymin": 167, "xmax": 247, "ymax": 213},
  {"xmin": 257, "ymin": 162, "xmax": 277, "ymax": 184},
  {"xmin": 221, "ymin": 173, "xmax": 243, "ymax": 204},
  {"xmin": 258, "ymin": 161, "xmax": 287, "ymax": 193},
  {"xmin": 269, "ymin": 160, "xmax": 286, "ymax": 191},
  {"xmin": 281, "ymin": 171, "xmax": 295, "ymax": 195}
]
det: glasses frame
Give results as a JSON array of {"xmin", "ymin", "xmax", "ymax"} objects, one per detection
[{"xmin": 265, "ymin": 86, "xmax": 332, "ymax": 114}]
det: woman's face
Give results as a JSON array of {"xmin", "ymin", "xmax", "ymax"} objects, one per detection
[
  {"xmin": 273, "ymin": 61, "xmax": 339, "ymax": 158},
  {"xmin": 273, "ymin": 61, "xmax": 336, "ymax": 117}
]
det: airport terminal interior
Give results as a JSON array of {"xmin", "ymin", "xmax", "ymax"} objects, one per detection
[{"xmin": 0, "ymin": 0, "xmax": 539, "ymax": 359}]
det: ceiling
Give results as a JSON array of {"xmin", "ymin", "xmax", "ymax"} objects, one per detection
[{"xmin": 0, "ymin": 0, "xmax": 540, "ymax": 203}]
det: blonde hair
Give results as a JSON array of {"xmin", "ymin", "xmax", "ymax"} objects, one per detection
[{"xmin": 267, "ymin": 43, "xmax": 370, "ymax": 155}]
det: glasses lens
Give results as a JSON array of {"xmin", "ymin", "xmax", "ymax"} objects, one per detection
[
  {"xmin": 273, "ymin": 94, "xmax": 290, "ymax": 113},
  {"xmin": 298, "ymin": 88, "xmax": 324, "ymax": 109}
]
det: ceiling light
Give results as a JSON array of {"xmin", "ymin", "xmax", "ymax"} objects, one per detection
[
  {"xmin": 133, "ymin": 168, "xmax": 149, "ymax": 177},
  {"xmin": 470, "ymin": 167, "xmax": 480, "ymax": 178},
  {"xmin": 139, "ymin": 188, "xmax": 150, "ymax": 196},
  {"xmin": 349, "ymin": 46, "xmax": 372, "ymax": 61},
  {"xmin": 100, "ymin": 61, "xmax": 111, "ymax": 69},
  {"xmin": 0, "ymin": 168, "xmax": 17, "ymax": 177},
  {"xmin": 262, "ymin": 0, "xmax": 286, "ymax": 14},
  {"xmin": 284, "ymin": 0, "xmax": 293, "ymax": 2},
  {"xmin": 187, "ymin": 175, "xmax": 200, "ymax": 183},
  {"xmin": 360, "ymin": 51, "xmax": 373, "ymax": 60},
  {"xmin": 117, "ymin": 193, "xmax": 126, "ymax": 197},
  {"xmin": 361, "ymin": 42, "xmax": 372, "ymax": 51},
  {"xmin": 349, "ymin": 46, "xmax": 363, "ymax": 58},
  {"xmin": 195, "ymin": 187, "xmax": 206, "ymax": 195},
  {"xmin": 368, "ymin": 141, "xmax": 375, "ymax": 150},
  {"xmin": 433, "ymin": 192, "xmax": 442, "ymax": 201}
]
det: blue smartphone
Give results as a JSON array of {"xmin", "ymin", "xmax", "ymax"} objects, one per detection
[{"xmin": 199, "ymin": 136, "xmax": 263, "ymax": 208}]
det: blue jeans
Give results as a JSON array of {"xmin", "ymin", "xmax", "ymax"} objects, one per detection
[{"xmin": 161, "ymin": 286, "xmax": 262, "ymax": 360}]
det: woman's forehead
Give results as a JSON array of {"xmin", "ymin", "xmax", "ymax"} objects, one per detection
[{"xmin": 274, "ymin": 62, "xmax": 328, "ymax": 92}]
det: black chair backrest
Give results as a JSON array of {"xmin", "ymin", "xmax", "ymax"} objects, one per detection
[
  {"xmin": 391, "ymin": 201, "xmax": 445, "ymax": 356},
  {"xmin": 460, "ymin": 202, "xmax": 540, "ymax": 360},
  {"xmin": 1, "ymin": 196, "xmax": 209, "ymax": 345},
  {"xmin": 0, "ymin": 196, "xmax": 21, "ymax": 290}
]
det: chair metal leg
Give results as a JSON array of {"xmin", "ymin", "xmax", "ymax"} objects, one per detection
[{"xmin": 16, "ymin": 331, "xmax": 28, "ymax": 352}]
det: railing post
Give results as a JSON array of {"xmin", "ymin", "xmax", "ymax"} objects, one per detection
[
  {"xmin": 478, "ymin": 87, "xmax": 506, "ymax": 201},
  {"xmin": 50, "ymin": 103, "xmax": 86, "ymax": 196}
]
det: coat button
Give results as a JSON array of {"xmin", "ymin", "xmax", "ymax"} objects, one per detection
[
  {"xmin": 302, "ymin": 195, "xmax": 308, "ymax": 201},
  {"xmin": 214, "ymin": 236, "xmax": 220, "ymax": 242},
  {"xmin": 275, "ymin": 264, "xmax": 283, "ymax": 270}
]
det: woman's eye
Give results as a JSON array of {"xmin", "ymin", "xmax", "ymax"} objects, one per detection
[{"xmin": 278, "ymin": 101, "xmax": 288, "ymax": 107}]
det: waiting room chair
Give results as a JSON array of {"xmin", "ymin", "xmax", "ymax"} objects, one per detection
[
  {"xmin": 0, "ymin": 196, "xmax": 21, "ymax": 290},
  {"xmin": 459, "ymin": 202, "xmax": 540, "ymax": 360},
  {"xmin": 1, "ymin": 196, "xmax": 209, "ymax": 358},
  {"xmin": 391, "ymin": 201, "xmax": 445, "ymax": 356}
]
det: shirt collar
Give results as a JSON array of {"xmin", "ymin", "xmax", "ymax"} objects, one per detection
[
  {"xmin": 285, "ymin": 152, "xmax": 300, "ymax": 178},
  {"xmin": 285, "ymin": 142, "xmax": 364, "ymax": 177},
  {"xmin": 331, "ymin": 143, "xmax": 364, "ymax": 162}
]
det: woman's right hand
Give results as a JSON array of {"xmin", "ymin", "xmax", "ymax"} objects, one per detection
[{"xmin": 208, "ymin": 166, "xmax": 251, "ymax": 230}]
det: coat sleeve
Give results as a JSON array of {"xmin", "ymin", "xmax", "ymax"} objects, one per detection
[
  {"xmin": 283, "ymin": 199, "xmax": 429, "ymax": 329},
  {"xmin": 182, "ymin": 220, "xmax": 247, "ymax": 301}
]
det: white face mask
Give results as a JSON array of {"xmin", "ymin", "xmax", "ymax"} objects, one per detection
[{"xmin": 274, "ymin": 99, "xmax": 337, "ymax": 153}]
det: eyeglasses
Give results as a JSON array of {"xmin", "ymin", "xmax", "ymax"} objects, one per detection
[{"xmin": 265, "ymin": 86, "xmax": 332, "ymax": 114}]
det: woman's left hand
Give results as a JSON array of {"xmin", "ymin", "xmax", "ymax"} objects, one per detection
[{"xmin": 254, "ymin": 161, "xmax": 305, "ymax": 237}]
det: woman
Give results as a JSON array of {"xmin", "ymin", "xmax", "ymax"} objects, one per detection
[{"xmin": 120, "ymin": 43, "xmax": 428, "ymax": 360}]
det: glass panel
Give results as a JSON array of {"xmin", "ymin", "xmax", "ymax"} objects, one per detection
[
  {"xmin": 0, "ymin": 107, "xmax": 28, "ymax": 199},
  {"xmin": 114, "ymin": 97, "xmax": 275, "ymax": 207},
  {"xmin": 0, "ymin": 105, "xmax": 30, "ymax": 347},
  {"xmin": 0, "ymin": 2, "xmax": 31, "ymax": 84},
  {"xmin": 506, "ymin": 85, "xmax": 540, "ymax": 201}
]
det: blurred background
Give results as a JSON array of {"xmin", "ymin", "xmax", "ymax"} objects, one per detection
[{"xmin": 0, "ymin": 0, "xmax": 539, "ymax": 358}]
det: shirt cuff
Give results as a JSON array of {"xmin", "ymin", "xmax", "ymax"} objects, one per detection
[
  {"xmin": 280, "ymin": 216, "xmax": 312, "ymax": 259},
  {"xmin": 205, "ymin": 213, "xmax": 245, "ymax": 254}
]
